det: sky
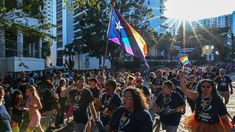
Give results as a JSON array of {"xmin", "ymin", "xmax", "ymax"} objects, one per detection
[{"xmin": 164, "ymin": 0, "xmax": 235, "ymax": 20}]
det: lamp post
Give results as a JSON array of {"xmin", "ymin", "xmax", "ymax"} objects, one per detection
[{"xmin": 204, "ymin": 45, "xmax": 214, "ymax": 62}]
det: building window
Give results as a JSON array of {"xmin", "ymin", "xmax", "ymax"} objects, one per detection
[
  {"xmin": 57, "ymin": 40, "xmax": 63, "ymax": 48},
  {"xmin": 57, "ymin": 12, "xmax": 62, "ymax": 19},
  {"xmin": 148, "ymin": 1, "xmax": 150, "ymax": 5},
  {"xmin": 57, "ymin": 0, "xmax": 62, "ymax": 5},
  {"xmin": 57, "ymin": 4, "xmax": 62, "ymax": 12},
  {"xmin": 56, "ymin": 50, "xmax": 64, "ymax": 66}
]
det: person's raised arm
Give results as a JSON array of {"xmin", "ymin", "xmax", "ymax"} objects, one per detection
[
  {"xmin": 61, "ymin": 83, "xmax": 74, "ymax": 97},
  {"xmin": 180, "ymin": 77, "xmax": 198, "ymax": 101},
  {"xmin": 89, "ymin": 101, "xmax": 98, "ymax": 121}
]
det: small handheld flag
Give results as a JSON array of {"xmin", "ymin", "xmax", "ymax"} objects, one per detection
[
  {"xmin": 180, "ymin": 56, "xmax": 190, "ymax": 66},
  {"xmin": 107, "ymin": 7, "xmax": 149, "ymax": 68}
]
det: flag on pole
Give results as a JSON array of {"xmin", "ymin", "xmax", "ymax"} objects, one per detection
[
  {"xmin": 180, "ymin": 56, "xmax": 190, "ymax": 65},
  {"xmin": 107, "ymin": 7, "xmax": 149, "ymax": 68}
]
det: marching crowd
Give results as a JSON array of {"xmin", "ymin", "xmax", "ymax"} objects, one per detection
[{"xmin": 0, "ymin": 65, "xmax": 234, "ymax": 132}]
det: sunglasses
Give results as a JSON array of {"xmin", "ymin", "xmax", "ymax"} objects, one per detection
[
  {"xmin": 122, "ymin": 96, "xmax": 132, "ymax": 101},
  {"xmin": 201, "ymin": 85, "xmax": 211, "ymax": 89}
]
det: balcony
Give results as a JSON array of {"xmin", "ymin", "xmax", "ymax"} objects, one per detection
[
  {"xmin": 0, "ymin": 57, "xmax": 45, "ymax": 73},
  {"xmin": 160, "ymin": 0, "xmax": 167, "ymax": 2},
  {"xmin": 160, "ymin": 15, "xmax": 168, "ymax": 19},
  {"xmin": 159, "ymin": 5, "xmax": 166, "ymax": 10},
  {"xmin": 74, "ymin": 10, "xmax": 86, "ymax": 19},
  {"xmin": 160, "ymin": 24, "xmax": 169, "ymax": 28},
  {"xmin": 74, "ymin": 24, "xmax": 82, "ymax": 31}
]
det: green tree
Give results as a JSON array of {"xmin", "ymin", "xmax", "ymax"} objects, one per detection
[
  {"xmin": 156, "ymin": 32, "xmax": 174, "ymax": 59},
  {"xmin": 70, "ymin": 0, "xmax": 154, "ymax": 70},
  {"xmin": 176, "ymin": 25, "xmax": 231, "ymax": 62},
  {"xmin": 0, "ymin": 0, "xmax": 54, "ymax": 38}
]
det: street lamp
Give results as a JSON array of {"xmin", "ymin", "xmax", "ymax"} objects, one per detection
[
  {"xmin": 203, "ymin": 45, "xmax": 215, "ymax": 62},
  {"xmin": 211, "ymin": 45, "xmax": 214, "ymax": 50}
]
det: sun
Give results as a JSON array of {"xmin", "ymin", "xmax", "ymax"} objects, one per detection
[{"xmin": 164, "ymin": 0, "xmax": 235, "ymax": 21}]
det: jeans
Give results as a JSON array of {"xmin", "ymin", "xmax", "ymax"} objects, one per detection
[
  {"xmin": 165, "ymin": 125, "xmax": 178, "ymax": 132},
  {"xmin": 73, "ymin": 122, "xmax": 87, "ymax": 132}
]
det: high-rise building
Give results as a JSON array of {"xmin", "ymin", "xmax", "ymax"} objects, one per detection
[
  {"xmin": 232, "ymin": 11, "xmax": 235, "ymax": 36},
  {"xmin": 43, "ymin": 0, "xmax": 57, "ymax": 66},
  {"xmin": 192, "ymin": 12, "xmax": 235, "ymax": 36},
  {"xmin": 56, "ymin": 0, "xmax": 74, "ymax": 66},
  {"xmin": 145, "ymin": 0, "xmax": 168, "ymax": 34}
]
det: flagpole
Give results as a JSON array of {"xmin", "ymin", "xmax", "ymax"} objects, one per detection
[
  {"xmin": 102, "ymin": 40, "xmax": 109, "ymax": 69},
  {"xmin": 102, "ymin": 3, "xmax": 114, "ymax": 70}
]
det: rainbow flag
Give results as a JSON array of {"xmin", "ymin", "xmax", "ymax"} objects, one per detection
[
  {"xmin": 180, "ymin": 56, "xmax": 190, "ymax": 65},
  {"xmin": 107, "ymin": 8, "xmax": 149, "ymax": 68}
]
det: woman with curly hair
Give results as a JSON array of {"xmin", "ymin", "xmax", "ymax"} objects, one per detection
[
  {"xmin": 105, "ymin": 87, "xmax": 153, "ymax": 132},
  {"xmin": 180, "ymin": 78, "xmax": 232, "ymax": 132},
  {"xmin": 26, "ymin": 85, "xmax": 43, "ymax": 132}
]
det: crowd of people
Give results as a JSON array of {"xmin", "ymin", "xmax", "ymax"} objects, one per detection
[{"xmin": 0, "ymin": 65, "xmax": 234, "ymax": 132}]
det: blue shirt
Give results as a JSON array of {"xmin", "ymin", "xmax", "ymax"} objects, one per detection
[{"xmin": 0, "ymin": 104, "xmax": 12, "ymax": 132}]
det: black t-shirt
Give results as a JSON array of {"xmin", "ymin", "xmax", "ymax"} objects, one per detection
[
  {"xmin": 214, "ymin": 76, "xmax": 232, "ymax": 92},
  {"xmin": 42, "ymin": 88, "xmax": 58, "ymax": 112},
  {"xmin": 11, "ymin": 98, "xmax": 23, "ymax": 123},
  {"xmin": 152, "ymin": 77, "xmax": 166, "ymax": 86},
  {"xmin": 73, "ymin": 88, "xmax": 94, "ymax": 123},
  {"xmin": 152, "ymin": 77, "xmax": 166, "ymax": 95},
  {"xmin": 155, "ymin": 91, "xmax": 185, "ymax": 126},
  {"xmin": 109, "ymin": 107, "xmax": 153, "ymax": 132},
  {"xmin": 194, "ymin": 94, "xmax": 228, "ymax": 124},
  {"xmin": 201, "ymin": 72, "xmax": 216, "ymax": 80},
  {"xmin": 17, "ymin": 78, "xmax": 28, "ymax": 97},
  {"xmin": 101, "ymin": 93, "xmax": 122, "ymax": 111},
  {"xmin": 136, "ymin": 85, "xmax": 150, "ymax": 96},
  {"xmin": 90, "ymin": 87, "xmax": 100, "ymax": 99},
  {"xmin": 175, "ymin": 86, "xmax": 185, "ymax": 100}
]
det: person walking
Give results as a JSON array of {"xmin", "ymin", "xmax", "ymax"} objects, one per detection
[
  {"xmin": 105, "ymin": 88, "xmax": 153, "ymax": 132},
  {"xmin": 155, "ymin": 80, "xmax": 185, "ymax": 132},
  {"xmin": 0, "ymin": 86, "xmax": 12, "ymax": 132},
  {"xmin": 214, "ymin": 69, "xmax": 233, "ymax": 105},
  {"xmin": 180, "ymin": 78, "xmax": 232, "ymax": 132},
  {"xmin": 26, "ymin": 85, "xmax": 44, "ymax": 132}
]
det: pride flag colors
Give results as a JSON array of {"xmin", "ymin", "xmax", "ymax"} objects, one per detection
[
  {"xmin": 180, "ymin": 56, "xmax": 190, "ymax": 65},
  {"xmin": 107, "ymin": 8, "xmax": 149, "ymax": 68}
]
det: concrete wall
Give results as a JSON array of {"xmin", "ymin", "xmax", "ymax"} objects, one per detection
[
  {"xmin": 72, "ymin": 54, "xmax": 111, "ymax": 70},
  {"xmin": 0, "ymin": 57, "xmax": 45, "ymax": 77}
]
